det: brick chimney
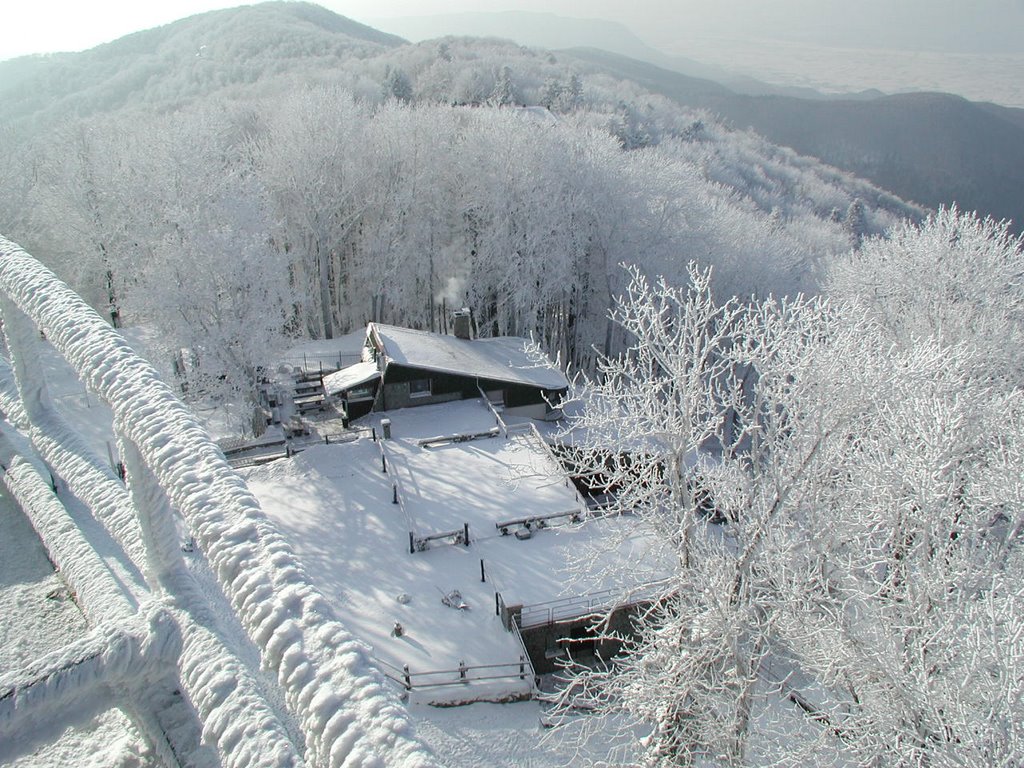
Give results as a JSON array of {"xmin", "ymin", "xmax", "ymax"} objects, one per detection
[{"xmin": 452, "ymin": 308, "xmax": 473, "ymax": 340}]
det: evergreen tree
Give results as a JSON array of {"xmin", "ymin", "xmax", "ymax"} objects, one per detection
[
  {"xmin": 844, "ymin": 197, "xmax": 867, "ymax": 248},
  {"xmin": 382, "ymin": 65, "xmax": 413, "ymax": 104},
  {"xmin": 489, "ymin": 66, "xmax": 518, "ymax": 107}
]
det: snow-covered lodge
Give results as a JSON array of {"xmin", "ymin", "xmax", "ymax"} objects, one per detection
[{"xmin": 324, "ymin": 313, "xmax": 570, "ymax": 423}]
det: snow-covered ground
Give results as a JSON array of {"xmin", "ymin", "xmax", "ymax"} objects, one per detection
[
  {"xmin": 3, "ymin": 330, "xmax": 645, "ymax": 763},
  {"xmin": 410, "ymin": 700, "xmax": 635, "ymax": 768},
  {"xmin": 0, "ymin": 486, "xmax": 154, "ymax": 767},
  {"xmin": 244, "ymin": 399, "xmax": 662, "ymax": 706}
]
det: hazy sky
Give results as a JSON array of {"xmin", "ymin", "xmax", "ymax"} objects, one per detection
[{"xmin": 5, "ymin": 0, "xmax": 1024, "ymax": 61}]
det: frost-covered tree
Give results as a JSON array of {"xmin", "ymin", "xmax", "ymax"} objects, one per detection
[
  {"xmin": 114, "ymin": 107, "xmax": 298, "ymax": 434},
  {"xmin": 382, "ymin": 65, "xmax": 413, "ymax": 103},
  {"xmin": 610, "ymin": 101, "xmax": 656, "ymax": 150},
  {"xmin": 549, "ymin": 264, "xmax": 851, "ymax": 764},
  {"xmin": 843, "ymin": 196, "xmax": 867, "ymax": 248},
  {"xmin": 489, "ymin": 65, "xmax": 519, "ymax": 106},
  {"xmin": 354, "ymin": 102, "xmax": 464, "ymax": 330},
  {"xmin": 776, "ymin": 339, "xmax": 1024, "ymax": 767},
  {"xmin": 7, "ymin": 58, "xmax": 916, "ymax": 381},
  {"xmin": 827, "ymin": 205, "xmax": 1024, "ymax": 385},
  {"xmin": 23, "ymin": 120, "xmax": 143, "ymax": 322},
  {"xmin": 255, "ymin": 87, "xmax": 371, "ymax": 339},
  {"xmin": 137, "ymin": 188, "xmax": 296, "ymax": 433},
  {"xmin": 551, "ymin": 254, "xmax": 1024, "ymax": 766}
]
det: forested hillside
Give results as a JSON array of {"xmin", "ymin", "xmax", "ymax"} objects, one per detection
[{"xmin": 0, "ymin": 2, "xmax": 918, "ymax": 431}]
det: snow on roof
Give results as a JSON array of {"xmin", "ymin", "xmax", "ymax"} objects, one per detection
[
  {"xmin": 322, "ymin": 360, "xmax": 381, "ymax": 396},
  {"xmin": 370, "ymin": 324, "xmax": 569, "ymax": 391}
]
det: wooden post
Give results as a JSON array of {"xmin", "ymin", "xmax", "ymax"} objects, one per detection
[
  {"xmin": 409, "ymin": 531, "xmax": 415, "ymax": 554},
  {"xmin": 519, "ymin": 655, "xmax": 526, "ymax": 680},
  {"xmin": 463, "ymin": 522, "xmax": 470, "ymax": 546},
  {"xmin": 392, "ymin": 484, "xmax": 398, "ymax": 504},
  {"xmin": 381, "ymin": 454, "xmax": 386, "ymax": 473},
  {"xmin": 480, "ymin": 559, "xmax": 486, "ymax": 583},
  {"xmin": 403, "ymin": 664, "xmax": 411, "ymax": 691}
]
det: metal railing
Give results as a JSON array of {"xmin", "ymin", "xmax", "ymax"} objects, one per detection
[
  {"xmin": 377, "ymin": 437, "xmax": 424, "ymax": 553},
  {"xmin": 477, "ymin": 385, "xmax": 509, "ymax": 437},
  {"xmin": 376, "ymin": 655, "xmax": 535, "ymax": 692},
  {"xmin": 494, "ymin": 507, "xmax": 584, "ymax": 535},
  {"xmin": 518, "ymin": 588, "xmax": 623, "ymax": 629},
  {"xmin": 278, "ymin": 351, "xmax": 362, "ymax": 375},
  {"xmin": 517, "ymin": 581, "xmax": 666, "ymax": 629}
]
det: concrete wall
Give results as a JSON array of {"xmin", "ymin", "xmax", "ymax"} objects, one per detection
[
  {"xmin": 519, "ymin": 605, "xmax": 640, "ymax": 675},
  {"xmin": 503, "ymin": 403, "xmax": 547, "ymax": 420}
]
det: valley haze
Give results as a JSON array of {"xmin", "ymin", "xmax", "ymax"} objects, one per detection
[{"xmin": 5, "ymin": 0, "xmax": 1023, "ymax": 108}]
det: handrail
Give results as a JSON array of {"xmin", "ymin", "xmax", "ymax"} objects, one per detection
[
  {"xmin": 518, "ymin": 588, "xmax": 621, "ymax": 629},
  {"xmin": 495, "ymin": 507, "xmax": 583, "ymax": 534},
  {"xmin": 378, "ymin": 437, "xmax": 421, "ymax": 550},
  {"xmin": 322, "ymin": 425, "xmax": 375, "ymax": 444},
  {"xmin": 0, "ymin": 236, "xmax": 438, "ymax": 768},
  {"xmin": 417, "ymin": 426, "xmax": 500, "ymax": 448},
  {"xmin": 476, "ymin": 386, "xmax": 509, "ymax": 437},
  {"xmin": 375, "ymin": 655, "xmax": 533, "ymax": 692},
  {"xmin": 517, "ymin": 581, "xmax": 666, "ymax": 629},
  {"xmin": 507, "ymin": 613, "xmax": 539, "ymax": 687},
  {"xmin": 217, "ymin": 434, "xmax": 286, "ymax": 454}
]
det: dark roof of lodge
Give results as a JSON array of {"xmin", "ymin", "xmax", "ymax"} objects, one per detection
[{"xmin": 369, "ymin": 323, "xmax": 569, "ymax": 391}]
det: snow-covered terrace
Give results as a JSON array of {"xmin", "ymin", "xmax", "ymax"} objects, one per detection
[
  {"xmin": 4, "ymin": 335, "xmax": 634, "ymax": 763},
  {"xmin": 380, "ymin": 403, "xmax": 578, "ymax": 539},
  {"xmin": 244, "ymin": 399, "xmax": 662, "ymax": 703},
  {"xmin": 276, "ymin": 329, "xmax": 367, "ymax": 374}
]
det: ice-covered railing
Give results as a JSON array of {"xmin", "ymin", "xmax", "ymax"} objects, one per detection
[
  {"xmin": 374, "ymin": 655, "xmax": 535, "ymax": 697},
  {"xmin": 516, "ymin": 581, "xmax": 667, "ymax": 630},
  {"xmin": 0, "ymin": 237, "xmax": 438, "ymax": 767}
]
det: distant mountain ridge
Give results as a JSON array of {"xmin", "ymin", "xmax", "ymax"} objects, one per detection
[
  {"xmin": 567, "ymin": 47, "xmax": 1024, "ymax": 229},
  {"xmin": 2, "ymin": 2, "xmax": 1019, "ymax": 230},
  {"xmin": 0, "ymin": 2, "xmax": 405, "ymax": 127},
  {"xmin": 372, "ymin": 9, "xmax": 1024, "ymax": 227},
  {"xmin": 371, "ymin": 10, "xmax": 845, "ymax": 100}
]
